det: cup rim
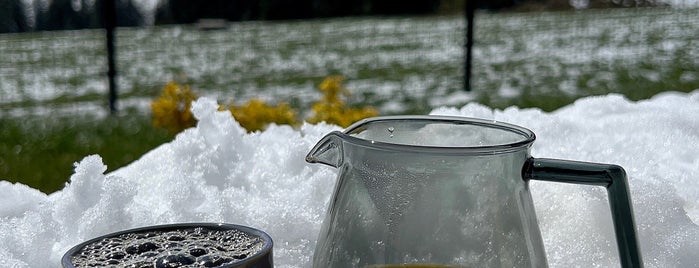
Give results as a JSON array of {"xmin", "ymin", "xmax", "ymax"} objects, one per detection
[
  {"xmin": 61, "ymin": 222, "xmax": 273, "ymax": 268},
  {"xmin": 338, "ymin": 115, "xmax": 536, "ymax": 155}
]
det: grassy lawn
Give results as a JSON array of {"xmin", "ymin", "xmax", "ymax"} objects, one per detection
[{"xmin": 0, "ymin": 110, "xmax": 172, "ymax": 193}]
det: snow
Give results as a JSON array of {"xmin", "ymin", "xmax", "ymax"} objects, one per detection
[{"xmin": 1, "ymin": 90, "xmax": 698, "ymax": 267}]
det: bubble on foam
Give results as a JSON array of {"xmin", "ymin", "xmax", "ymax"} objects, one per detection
[{"xmin": 69, "ymin": 227, "xmax": 265, "ymax": 268}]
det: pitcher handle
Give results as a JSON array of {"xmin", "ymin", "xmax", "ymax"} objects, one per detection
[{"xmin": 523, "ymin": 158, "xmax": 643, "ymax": 268}]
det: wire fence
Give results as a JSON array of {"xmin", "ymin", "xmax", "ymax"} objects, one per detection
[{"xmin": 1, "ymin": 6, "xmax": 697, "ymax": 117}]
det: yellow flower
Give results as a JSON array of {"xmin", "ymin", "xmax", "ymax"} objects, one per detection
[
  {"xmin": 318, "ymin": 75, "xmax": 349, "ymax": 100},
  {"xmin": 229, "ymin": 99, "xmax": 298, "ymax": 132},
  {"xmin": 151, "ymin": 81, "xmax": 197, "ymax": 134},
  {"xmin": 307, "ymin": 76, "xmax": 378, "ymax": 127},
  {"xmin": 150, "ymin": 75, "xmax": 377, "ymax": 133}
]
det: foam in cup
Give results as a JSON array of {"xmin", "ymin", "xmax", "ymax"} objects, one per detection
[{"xmin": 69, "ymin": 226, "xmax": 265, "ymax": 268}]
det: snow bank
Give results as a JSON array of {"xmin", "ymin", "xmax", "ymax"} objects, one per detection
[{"xmin": 1, "ymin": 91, "xmax": 697, "ymax": 267}]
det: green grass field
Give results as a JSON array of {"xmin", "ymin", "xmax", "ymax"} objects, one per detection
[
  {"xmin": 1, "ymin": 7, "xmax": 698, "ymax": 193},
  {"xmin": 0, "ymin": 110, "xmax": 172, "ymax": 193}
]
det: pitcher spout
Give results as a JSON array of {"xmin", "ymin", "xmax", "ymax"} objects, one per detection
[{"xmin": 306, "ymin": 132, "xmax": 344, "ymax": 168}]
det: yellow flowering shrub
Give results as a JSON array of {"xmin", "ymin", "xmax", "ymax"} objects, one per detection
[
  {"xmin": 150, "ymin": 81, "xmax": 197, "ymax": 134},
  {"xmin": 306, "ymin": 76, "xmax": 378, "ymax": 127},
  {"xmin": 228, "ymin": 99, "xmax": 298, "ymax": 132},
  {"xmin": 151, "ymin": 75, "xmax": 378, "ymax": 133}
]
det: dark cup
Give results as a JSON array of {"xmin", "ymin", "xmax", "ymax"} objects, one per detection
[{"xmin": 61, "ymin": 223, "xmax": 273, "ymax": 268}]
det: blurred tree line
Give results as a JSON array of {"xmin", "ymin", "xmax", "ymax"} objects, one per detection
[
  {"xmin": 0, "ymin": 0, "xmax": 669, "ymax": 33},
  {"xmin": 0, "ymin": 0, "xmax": 143, "ymax": 32}
]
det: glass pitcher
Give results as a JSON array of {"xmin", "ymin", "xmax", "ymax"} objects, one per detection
[{"xmin": 306, "ymin": 116, "xmax": 642, "ymax": 268}]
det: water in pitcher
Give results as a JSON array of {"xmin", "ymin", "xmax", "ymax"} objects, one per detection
[{"xmin": 314, "ymin": 150, "xmax": 538, "ymax": 267}]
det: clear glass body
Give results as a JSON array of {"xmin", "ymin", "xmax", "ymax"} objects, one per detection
[{"xmin": 307, "ymin": 116, "xmax": 547, "ymax": 268}]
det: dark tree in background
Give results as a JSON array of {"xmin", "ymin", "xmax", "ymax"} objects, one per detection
[
  {"xmin": 0, "ymin": 0, "xmax": 30, "ymax": 33},
  {"xmin": 0, "ymin": 0, "xmax": 145, "ymax": 32},
  {"xmin": 156, "ymin": 0, "xmax": 444, "ymax": 24},
  {"xmin": 156, "ymin": 0, "xmax": 268, "ymax": 23},
  {"xmin": 112, "ymin": 0, "xmax": 145, "ymax": 27},
  {"xmin": 0, "ymin": 0, "xmax": 674, "ymax": 33},
  {"xmin": 372, "ymin": 0, "xmax": 442, "ymax": 14},
  {"xmin": 38, "ymin": 0, "xmax": 92, "ymax": 30},
  {"xmin": 262, "ymin": 0, "xmax": 314, "ymax": 20},
  {"xmin": 311, "ymin": 0, "xmax": 371, "ymax": 17}
]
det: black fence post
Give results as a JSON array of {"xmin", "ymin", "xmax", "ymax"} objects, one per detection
[
  {"xmin": 103, "ymin": 0, "xmax": 118, "ymax": 114},
  {"xmin": 465, "ymin": 0, "xmax": 475, "ymax": 91}
]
